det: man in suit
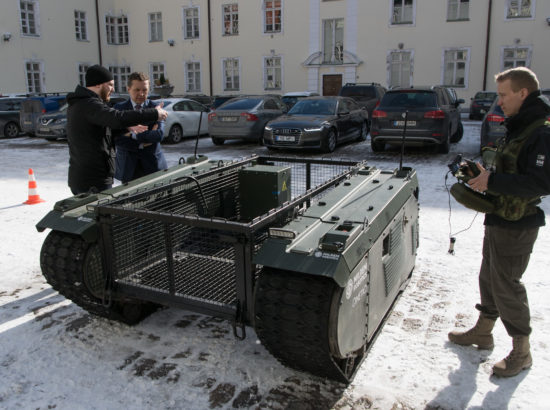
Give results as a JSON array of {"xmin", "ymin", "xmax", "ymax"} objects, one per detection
[{"xmin": 114, "ymin": 72, "xmax": 168, "ymax": 184}]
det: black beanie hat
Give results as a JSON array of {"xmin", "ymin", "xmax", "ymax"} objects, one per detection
[{"xmin": 85, "ymin": 65, "xmax": 113, "ymax": 87}]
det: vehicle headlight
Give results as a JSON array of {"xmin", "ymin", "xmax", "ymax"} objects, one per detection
[
  {"xmin": 264, "ymin": 125, "xmax": 272, "ymax": 131},
  {"xmin": 304, "ymin": 126, "xmax": 323, "ymax": 132}
]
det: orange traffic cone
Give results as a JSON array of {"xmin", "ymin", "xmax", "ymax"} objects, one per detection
[{"xmin": 23, "ymin": 168, "xmax": 45, "ymax": 205}]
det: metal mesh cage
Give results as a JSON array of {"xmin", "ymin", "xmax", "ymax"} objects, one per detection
[{"xmin": 95, "ymin": 156, "xmax": 362, "ymax": 318}]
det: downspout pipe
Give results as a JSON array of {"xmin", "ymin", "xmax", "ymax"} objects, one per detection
[
  {"xmin": 207, "ymin": 0, "xmax": 213, "ymax": 96},
  {"xmin": 482, "ymin": 0, "xmax": 492, "ymax": 90},
  {"xmin": 95, "ymin": 0, "xmax": 103, "ymax": 65}
]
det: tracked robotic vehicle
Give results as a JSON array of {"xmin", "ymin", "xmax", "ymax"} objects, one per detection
[{"xmin": 37, "ymin": 154, "xmax": 419, "ymax": 383}]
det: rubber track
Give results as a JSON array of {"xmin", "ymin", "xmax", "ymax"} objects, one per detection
[
  {"xmin": 40, "ymin": 230, "xmax": 152, "ymax": 324},
  {"xmin": 254, "ymin": 268, "xmax": 356, "ymax": 383}
]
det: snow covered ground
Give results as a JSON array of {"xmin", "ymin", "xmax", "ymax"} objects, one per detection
[{"xmin": 1, "ymin": 121, "xmax": 549, "ymax": 409}]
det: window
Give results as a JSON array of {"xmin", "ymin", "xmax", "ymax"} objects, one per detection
[
  {"xmin": 184, "ymin": 7, "xmax": 199, "ymax": 39},
  {"xmin": 264, "ymin": 56, "xmax": 282, "ymax": 90},
  {"xmin": 443, "ymin": 49, "xmax": 469, "ymax": 87},
  {"xmin": 109, "ymin": 66, "xmax": 131, "ymax": 93},
  {"xmin": 149, "ymin": 12, "xmax": 162, "ymax": 42},
  {"xmin": 20, "ymin": 0, "xmax": 39, "ymax": 36},
  {"xmin": 389, "ymin": 51, "xmax": 412, "ymax": 88},
  {"xmin": 25, "ymin": 61, "xmax": 43, "ymax": 93},
  {"xmin": 78, "ymin": 64, "xmax": 89, "ymax": 86},
  {"xmin": 391, "ymin": 0, "xmax": 414, "ymax": 25},
  {"xmin": 223, "ymin": 4, "xmax": 239, "ymax": 35},
  {"xmin": 323, "ymin": 19, "xmax": 344, "ymax": 64},
  {"xmin": 502, "ymin": 47, "xmax": 531, "ymax": 69},
  {"xmin": 223, "ymin": 58, "xmax": 240, "ymax": 91},
  {"xmin": 186, "ymin": 62, "xmax": 201, "ymax": 92},
  {"xmin": 74, "ymin": 10, "xmax": 88, "ymax": 41},
  {"xmin": 507, "ymin": 0, "xmax": 533, "ymax": 18},
  {"xmin": 264, "ymin": 0, "xmax": 282, "ymax": 33},
  {"xmin": 447, "ymin": 0, "xmax": 469, "ymax": 21},
  {"xmin": 105, "ymin": 14, "xmax": 129, "ymax": 45},
  {"xmin": 149, "ymin": 63, "xmax": 165, "ymax": 85}
]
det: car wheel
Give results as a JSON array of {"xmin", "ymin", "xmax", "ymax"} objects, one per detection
[
  {"xmin": 321, "ymin": 129, "xmax": 337, "ymax": 153},
  {"xmin": 438, "ymin": 130, "xmax": 451, "ymax": 154},
  {"xmin": 3, "ymin": 122, "xmax": 20, "ymax": 138},
  {"xmin": 167, "ymin": 124, "xmax": 183, "ymax": 144},
  {"xmin": 450, "ymin": 122, "xmax": 464, "ymax": 143},
  {"xmin": 211, "ymin": 136, "xmax": 224, "ymax": 146},
  {"xmin": 371, "ymin": 139, "xmax": 385, "ymax": 152},
  {"xmin": 356, "ymin": 121, "xmax": 368, "ymax": 141}
]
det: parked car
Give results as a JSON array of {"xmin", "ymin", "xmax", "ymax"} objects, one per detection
[
  {"xmin": 160, "ymin": 98, "xmax": 210, "ymax": 143},
  {"xmin": 19, "ymin": 93, "xmax": 67, "ymax": 136},
  {"xmin": 0, "ymin": 97, "xmax": 25, "ymax": 138},
  {"xmin": 264, "ymin": 96, "xmax": 368, "ymax": 153},
  {"xmin": 36, "ymin": 104, "xmax": 68, "ymax": 141},
  {"xmin": 469, "ymin": 91, "xmax": 497, "ymax": 120},
  {"xmin": 479, "ymin": 98, "xmax": 505, "ymax": 151},
  {"xmin": 370, "ymin": 86, "xmax": 464, "ymax": 153},
  {"xmin": 208, "ymin": 95, "xmax": 287, "ymax": 145},
  {"xmin": 338, "ymin": 82, "xmax": 386, "ymax": 127},
  {"xmin": 281, "ymin": 91, "xmax": 320, "ymax": 110}
]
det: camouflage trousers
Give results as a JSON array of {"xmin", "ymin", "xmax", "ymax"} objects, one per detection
[{"xmin": 478, "ymin": 225, "xmax": 539, "ymax": 336}]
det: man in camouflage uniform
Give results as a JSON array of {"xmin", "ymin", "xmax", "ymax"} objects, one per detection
[{"xmin": 448, "ymin": 67, "xmax": 550, "ymax": 377}]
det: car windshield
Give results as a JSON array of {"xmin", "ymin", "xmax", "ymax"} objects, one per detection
[
  {"xmin": 218, "ymin": 98, "xmax": 261, "ymax": 110},
  {"xmin": 288, "ymin": 99, "xmax": 336, "ymax": 115},
  {"xmin": 340, "ymin": 86, "xmax": 376, "ymax": 99},
  {"xmin": 475, "ymin": 92, "xmax": 496, "ymax": 100},
  {"xmin": 381, "ymin": 91, "xmax": 436, "ymax": 108}
]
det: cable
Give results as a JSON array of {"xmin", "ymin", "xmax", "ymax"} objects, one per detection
[{"xmin": 444, "ymin": 170, "xmax": 479, "ymax": 254}]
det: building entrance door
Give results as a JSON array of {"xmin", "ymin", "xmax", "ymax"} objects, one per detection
[{"xmin": 322, "ymin": 74, "xmax": 342, "ymax": 96}]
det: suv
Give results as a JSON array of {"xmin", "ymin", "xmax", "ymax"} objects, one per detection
[
  {"xmin": 19, "ymin": 93, "xmax": 67, "ymax": 136},
  {"xmin": 370, "ymin": 86, "xmax": 464, "ymax": 154},
  {"xmin": 0, "ymin": 97, "xmax": 25, "ymax": 138},
  {"xmin": 338, "ymin": 83, "xmax": 386, "ymax": 126}
]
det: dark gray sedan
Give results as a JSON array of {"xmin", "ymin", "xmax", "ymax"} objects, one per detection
[{"xmin": 263, "ymin": 96, "xmax": 368, "ymax": 153}]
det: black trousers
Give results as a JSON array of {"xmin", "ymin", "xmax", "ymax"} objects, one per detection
[{"xmin": 478, "ymin": 225, "xmax": 539, "ymax": 336}]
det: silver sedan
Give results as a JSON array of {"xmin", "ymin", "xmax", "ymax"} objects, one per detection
[{"xmin": 160, "ymin": 98, "xmax": 210, "ymax": 144}]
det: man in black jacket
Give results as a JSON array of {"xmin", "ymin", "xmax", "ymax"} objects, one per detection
[
  {"xmin": 66, "ymin": 65, "xmax": 168, "ymax": 194},
  {"xmin": 448, "ymin": 67, "xmax": 550, "ymax": 377}
]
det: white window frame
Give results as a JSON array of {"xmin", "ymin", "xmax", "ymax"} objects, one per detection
[
  {"xmin": 387, "ymin": 49, "xmax": 414, "ymax": 88},
  {"xmin": 222, "ymin": 3, "xmax": 239, "ymax": 36},
  {"xmin": 322, "ymin": 18, "xmax": 345, "ymax": 64},
  {"xmin": 500, "ymin": 46, "xmax": 532, "ymax": 70},
  {"xmin": 74, "ymin": 10, "xmax": 88, "ymax": 41},
  {"xmin": 263, "ymin": 55, "xmax": 282, "ymax": 90},
  {"xmin": 441, "ymin": 47, "xmax": 470, "ymax": 88},
  {"xmin": 506, "ymin": 0, "xmax": 535, "ymax": 20},
  {"xmin": 183, "ymin": 7, "xmax": 200, "ymax": 40},
  {"xmin": 263, "ymin": 0, "xmax": 283, "ymax": 34},
  {"xmin": 77, "ymin": 63, "xmax": 90, "ymax": 86},
  {"xmin": 148, "ymin": 12, "xmax": 163, "ymax": 42},
  {"xmin": 25, "ymin": 60, "xmax": 43, "ymax": 93},
  {"xmin": 20, "ymin": 0, "xmax": 40, "ymax": 37},
  {"xmin": 149, "ymin": 63, "xmax": 166, "ymax": 86},
  {"xmin": 222, "ymin": 58, "xmax": 240, "ymax": 92},
  {"xmin": 109, "ymin": 66, "xmax": 131, "ymax": 93},
  {"xmin": 447, "ymin": 0, "xmax": 469, "ymax": 21},
  {"xmin": 185, "ymin": 61, "xmax": 202, "ymax": 93},
  {"xmin": 105, "ymin": 14, "xmax": 129, "ymax": 45},
  {"xmin": 390, "ymin": 0, "xmax": 415, "ymax": 26}
]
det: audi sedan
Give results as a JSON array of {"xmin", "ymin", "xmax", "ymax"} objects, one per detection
[{"xmin": 263, "ymin": 96, "xmax": 368, "ymax": 153}]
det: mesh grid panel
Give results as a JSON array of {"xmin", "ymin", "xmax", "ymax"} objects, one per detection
[{"xmin": 97, "ymin": 157, "xmax": 361, "ymax": 312}]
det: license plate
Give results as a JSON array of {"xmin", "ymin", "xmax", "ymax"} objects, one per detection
[
  {"xmin": 220, "ymin": 116, "xmax": 238, "ymax": 122},
  {"xmin": 275, "ymin": 135, "xmax": 296, "ymax": 142},
  {"xmin": 394, "ymin": 120, "xmax": 416, "ymax": 127}
]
